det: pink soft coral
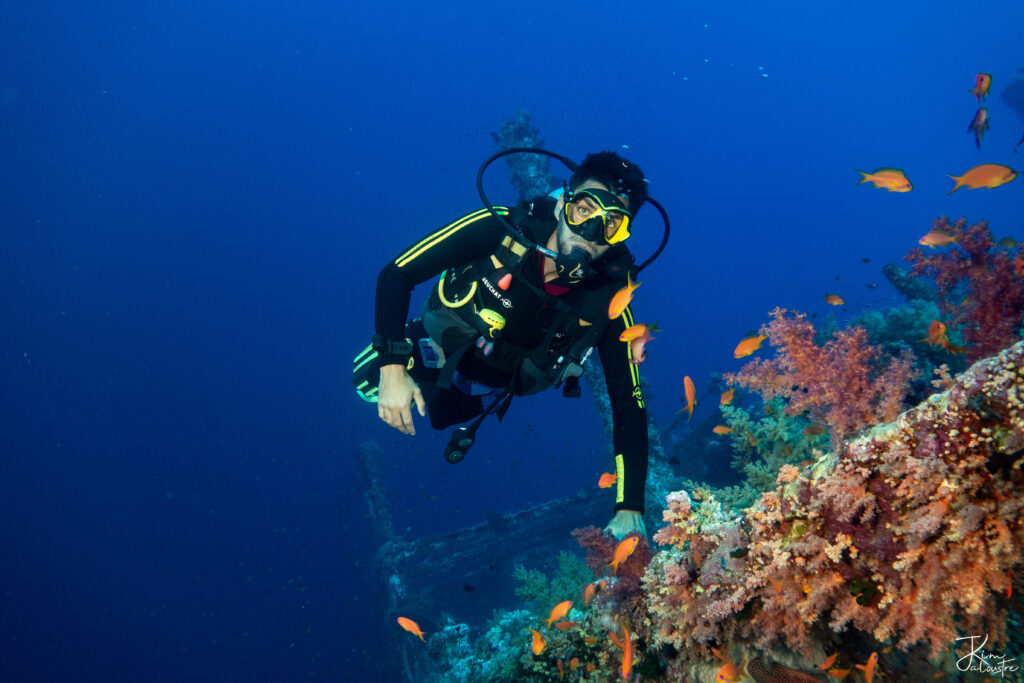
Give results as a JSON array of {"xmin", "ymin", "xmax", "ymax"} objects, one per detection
[
  {"xmin": 724, "ymin": 308, "xmax": 915, "ymax": 445},
  {"xmin": 641, "ymin": 342, "xmax": 1024, "ymax": 662},
  {"xmin": 905, "ymin": 216, "xmax": 1024, "ymax": 360}
]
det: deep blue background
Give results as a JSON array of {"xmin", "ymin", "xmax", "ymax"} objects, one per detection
[{"xmin": 1, "ymin": 1, "xmax": 1021, "ymax": 680}]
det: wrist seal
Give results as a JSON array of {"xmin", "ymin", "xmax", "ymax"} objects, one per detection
[{"xmin": 372, "ymin": 335, "xmax": 414, "ymax": 367}]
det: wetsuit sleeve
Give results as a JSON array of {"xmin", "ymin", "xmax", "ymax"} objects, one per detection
[
  {"xmin": 374, "ymin": 208, "xmax": 508, "ymax": 364},
  {"xmin": 597, "ymin": 304, "xmax": 649, "ymax": 514}
]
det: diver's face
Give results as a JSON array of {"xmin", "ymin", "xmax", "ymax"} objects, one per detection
[{"xmin": 554, "ymin": 180, "xmax": 629, "ymax": 258}]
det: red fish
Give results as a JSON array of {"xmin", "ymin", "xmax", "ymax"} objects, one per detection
[
  {"xmin": 969, "ymin": 72, "xmax": 992, "ymax": 101},
  {"xmin": 712, "ymin": 425, "xmax": 733, "ymax": 435},
  {"xmin": 598, "ymin": 472, "xmax": 618, "ymax": 488},
  {"xmin": 720, "ymin": 388, "xmax": 734, "ymax": 405},
  {"xmin": 819, "ymin": 652, "xmax": 838, "ymax": 670},
  {"xmin": 397, "ymin": 616, "xmax": 426, "ymax": 641},
  {"xmin": 967, "ymin": 108, "xmax": 990, "ymax": 149},
  {"xmin": 824, "ymin": 293, "xmax": 845, "ymax": 306},
  {"xmin": 608, "ymin": 536, "xmax": 640, "ymax": 574}
]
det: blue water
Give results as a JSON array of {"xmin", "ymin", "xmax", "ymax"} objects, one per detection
[{"xmin": 1, "ymin": 1, "xmax": 1022, "ymax": 680}]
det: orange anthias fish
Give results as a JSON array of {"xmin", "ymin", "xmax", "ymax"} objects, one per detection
[
  {"xmin": 716, "ymin": 662, "xmax": 744, "ymax": 682},
  {"xmin": 856, "ymin": 651, "xmax": 878, "ymax": 683},
  {"xmin": 712, "ymin": 425, "xmax": 733, "ymax": 435},
  {"xmin": 527, "ymin": 628, "xmax": 546, "ymax": 655},
  {"xmin": 720, "ymin": 388, "xmax": 734, "ymax": 405},
  {"xmin": 621, "ymin": 622, "xmax": 633, "ymax": 680},
  {"xmin": 679, "ymin": 375, "xmax": 696, "ymax": 420},
  {"xmin": 608, "ymin": 536, "xmax": 640, "ymax": 574},
  {"xmin": 598, "ymin": 472, "xmax": 618, "ymax": 489},
  {"xmin": 397, "ymin": 616, "xmax": 426, "ymax": 641},
  {"xmin": 818, "ymin": 652, "xmax": 839, "ymax": 670},
  {"xmin": 824, "ymin": 293, "xmax": 845, "ymax": 306},
  {"xmin": 828, "ymin": 667, "xmax": 852, "ymax": 678},
  {"xmin": 544, "ymin": 600, "xmax": 573, "ymax": 629},
  {"xmin": 553, "ymin": 621, "xmax": 580, "ymax": 631},
  {"xmin": 802, "ymin": 423, "xmax": 827, "ymax": 436},
  {"xmin": 947, "ymin": 164, "xmax": 1019, "ymax": 194},
  {"xmin": 969, "ymin": 72, "xmax": 992, "ymax": 101},
  {"xmin": 733, "ymin": 334, "xmax": 767, "ymax": 358},
  {"xmin": 855, "ymin": 167, "xmax": 912, "ymax": 192},
  {"xmin": 619, "ymin": 321, "xmax": 660, "ymax": 342},
  {"xmin": 625, "ymin": 322, "xmax": 659, "ymax": 365},
  {"xmin": 608, "ymin": 273, "xmax": 641, "ymax": 319},
  {"xmin": 920, "ymin": 319, "xmax": 948, "ymax": 347},
  {"xmin": 967, "ymin": 108, "xmax": 990, "ymax": 149},
  {"xmin": 919, "ymin": 230, "xmax": 958, "ymax": 248}
]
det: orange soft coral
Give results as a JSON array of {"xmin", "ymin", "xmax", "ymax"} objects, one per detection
[{"xmin": 724, "ymin": 308, "xmax": 916, "ymax": 446}]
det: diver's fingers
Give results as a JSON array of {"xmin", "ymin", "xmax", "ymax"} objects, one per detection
[
  {"xmin": 378, "ymin": 401, "xmax": 414, "ymax": 435},
  {"xmin": 396, "ymin": 403, "xmax": 416, "ymax": 436},
  {"xmin": 412, "ymin": 385, "xmax": 426, "ymax": 417}
]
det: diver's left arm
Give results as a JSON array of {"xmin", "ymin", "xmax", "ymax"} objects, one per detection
[{"xmin": 597, "ymin": 305, "xmax": 649, "ymax": 539}]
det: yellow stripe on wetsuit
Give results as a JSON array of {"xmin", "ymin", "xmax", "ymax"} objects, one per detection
[
  {"xmin": 394, "ymin": 207, "xmax": 509, "ymax": 269},
  {"xmin": 615, "ymin": 453, "xmax": 625, "ymax": 504},
  {"xmin": 619, "ymin": 306, "xmax": 645, "ymax": 409}
]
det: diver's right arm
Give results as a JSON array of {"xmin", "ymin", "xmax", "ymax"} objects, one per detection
[
  {"xmin": 377, "ymin": 364, "xmax": 426, "ymax": 435},
  {"xmin": 372, "ymin": 208, "xmax": 507, "ymax": 434}
]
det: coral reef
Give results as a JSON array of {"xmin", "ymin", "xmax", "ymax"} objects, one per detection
[
  {"xmin": 724, "ymin": 308, "xmax": 916, "ymax": 446},
  {"xmin": 905, "ymin": 216, "xmax": 1024, "ymax": 361},
  {"xmin": 641, "ymin": 341, "xmax": 1024, "ymax": 666}
]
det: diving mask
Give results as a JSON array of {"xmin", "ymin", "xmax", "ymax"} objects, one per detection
[{"xmin": 563, "ymin": 183, "xmax": 632, "ymax": 245}]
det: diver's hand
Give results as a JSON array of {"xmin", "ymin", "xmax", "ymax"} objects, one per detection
[
  {"xmin": 605, "ymin": 509, "xmax": 647, "ymax": 540},
  {"xmin": 377, "ymin": 364, "xmax": 426, "ymax": 435}
]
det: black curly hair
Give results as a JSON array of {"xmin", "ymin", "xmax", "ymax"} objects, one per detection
[{"xmin": 569, "ymin": 151, "xmax": 649, "ymax": 215}]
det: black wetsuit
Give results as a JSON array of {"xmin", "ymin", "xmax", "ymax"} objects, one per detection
[{"xmin": 368, "ymin": 204, "xmax": 649, "ymax": 514}]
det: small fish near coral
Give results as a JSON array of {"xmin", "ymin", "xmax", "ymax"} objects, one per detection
[
  {"xmin": 397, "ymin": 616, "xmax": 426, "ymax": 641},
  {"xmin": 733, "ymin": 333, "xmax": 767, "ymax": 358}
]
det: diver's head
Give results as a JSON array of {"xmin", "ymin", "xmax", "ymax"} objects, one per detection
[
  {"xmin": 553, "ymin": 151, "xmax": 648, "ymax": 258},
  {"xmin": 569, "ymin": 151, "xmax": 648, "ymax": 218}
]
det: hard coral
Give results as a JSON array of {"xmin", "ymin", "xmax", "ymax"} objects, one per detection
[
  {"xmin": 905, "ymin": 216, "xmax": 1024, "ymax": 361},
  {"xmin": 724, "ymin": 308, "xmax": 916, "ymax": 446},
  {"xmin": 642, "ymin": 342, "xmax": 1024, "ymax": 662}
]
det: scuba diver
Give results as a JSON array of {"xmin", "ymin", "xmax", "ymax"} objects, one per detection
[{"xmin": 352, "ymin": 150, "xmax": 665, "ymax": 539}]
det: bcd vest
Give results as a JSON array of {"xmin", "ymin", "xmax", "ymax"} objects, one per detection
[{"xmin": 421, "ymin": 196, "xmax": 636, "ymax": 396}]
